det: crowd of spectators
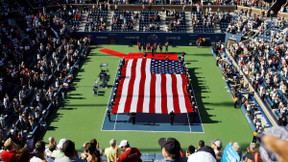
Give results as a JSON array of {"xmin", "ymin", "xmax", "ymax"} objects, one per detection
[
  {"xmin": 14, "ymin": 1, "xmax": 282, "ymax": 34},
  {"xmin": 192, "ymin": 10, "xmax": 215, "ymax": 33},
  {"xmin": 112, "ymin": 10, "xmax": 136, "ymax": 32},
  {"xmin": 257, "ymin": 17, "xmax": 287, "ymax": 43},
  {"xmin": 213, "ymin": 42, "xmax": 270, "ymax": 134},
  {"xmin": 85, "ymin": 6, "xmax": 108, "ymax": 32},
  {"xmin": 165, "ymin": 11, "xmax": 187, "ymax": 32},
  {"xmin": 139, "ymin": 11, "xmax": 160, "ymax": 32},
  {"xmin": 0, "ymin": 135, "xmax": 267, "ymax": 162},
  {"xmin": 192, "ymin": 8, "xmax": 232, "ymax": 33},
  {"xmin": 226, "ymin": 38, "xmax": 288, "ymax": 126},
  {"xmin": 0, "ymin": 0, "xmax": 20, "ymax": 14},
  {"xmin": 226, "ymin": 9, "xmax": 262, "ymax": 35},
  {"xmin": 225, "ymin": 9, "xmax": 288, "ymax": 44},
  {"xmin": 0, "ymin": 5, "xmax": 90, "ymax": 153},
  {"xmin": 201, "ymin": 0, "xmax": 272, "ymax": 9},
  {"xmin": 202, "ymin": 0, "xmax": 236, "ymax": 5},
  {"xmin": 237, "ymin": 0, "xmax": 272, "ymax": 10},
  {"xmin": 0, "ymin": 13, "xmax": 44, "ymax": 147},
  {"xmin": 49, "ymin": 5, "xmax": 86, "ymax": 32},
  {"xmin": 110, "ymin": 0, "xmax": 197, "ymax": 5}
]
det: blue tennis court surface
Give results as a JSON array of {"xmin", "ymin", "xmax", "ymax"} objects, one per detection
[{"xmin": 102, "ymin": 112, "xmax": 204, "ymax": 133}]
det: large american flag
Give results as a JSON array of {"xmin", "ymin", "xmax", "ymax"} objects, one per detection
[{"xmin": 112, "ymin": 58, "xmax": 193, "ymax": 114}]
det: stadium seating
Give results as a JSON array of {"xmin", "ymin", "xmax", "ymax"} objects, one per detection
[
  {"xmin": 192, "ymin": 11, "xmax": 215, "ymax": 33},
  {"xmin": 2, "ymin": 1, "xmax": 288, "ymax": 161},
  {"xmin": 165, "ymin": 11, "xmax": 187, "ymax": 32},
  {"xmin": 112, "ymin": 10, "xmax": 135, "ymax": 32},
  {"xmin": 139, "ymin": 11, "xmax": 160, "ymax": 32},
  {"xmin": 85, "ymin": 10, "xmax": 108, "ymax": 31}
]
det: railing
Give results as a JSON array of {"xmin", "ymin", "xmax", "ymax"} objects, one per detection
[
  {"xmin": 211, "ymin": 46, "xmax": 273, "ymax": 131},
  {"xmin": 224, "ymin": 48, "xmax": 278, "ymax": 126}
]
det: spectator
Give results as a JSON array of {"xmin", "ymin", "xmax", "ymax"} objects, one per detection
[
  {"xmin": 45, "ymin": 137, "xmax": 57, "ymax": 158},
  {"xmin": 55, "ymin": 140, "xmax": 84, "ymax": 162},
  {"xmin": 186, "ymin": 145, "xmax": 195, "ymax": 157},
  {"xmin": 243, "ymin": 143, "xmax": 261, "ymax": 162},
  {"xmin": 52, "ymin": 138, "xmax": 67, "ymax": 158},
  {"xmin": 188, "ymin": 145, "xmax": 216, "ymax": 162},
  {"xmin": 232, "ymin": 142, "xmax": 242, "ymax": 160},
  {"xmin": 15, "ymin": 145, "xmax": 31, "ymax": 162},
  {"xmin": 198, "ymin": 140, "xmax": 205, "ymax": 150},
  {"xmin": 1, "ymin": 138, "xmax": 18, "ymax": 162},
  {"xmin": 115, "ymin": 140, "xmax": 141, "ymax": 162},
  {"xmin": 234, "ymin": 96, "xmax": 238, "ymax": 108},
  {"xmin": 81, "ymin": 143, "xmax": 99, "ymax": 162},
  {"xmin": 90, "ymin": 138, "xmax": 103, "ymax": 157},
  {"xmin": 31, "ymin": 141, "xmax": 53, "ymax": 162},
  {"xmin": 211, "ymin": 139, "xmax": 223, "ymax": 156},
  {"xmin": 278, "ymin": 114, "xmax": 287, "ymax": 126},
  {"xmin": 155, "ymin": 137, "xmax": 187, "ymax": 162},
  {"xmin": 104, "ymin": 139, "xmax": 120, "ymax": 162}
]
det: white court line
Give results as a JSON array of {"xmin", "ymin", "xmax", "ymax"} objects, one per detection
[
  {"xmin": 102, "ymin": 129, "xmax": 204, "ymax": 133},
  {"xmin": 101, "ymin": 59, "xmax": 121, "ymax": 132},
  {"xmin": 102, "ymin": 114, "xmax": 205, "ymax": 133},
  {"xmin": 113, "ymin": 113, "xmax": 118, "ymax": 131},
  {"xmin": 186, "ymin": 113, "xmax": 192, "ymax": 132}
]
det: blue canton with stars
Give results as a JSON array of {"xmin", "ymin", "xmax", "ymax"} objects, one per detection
[{"xmin": 150, "ymin": 59, "xmax": 185, "ymax": 74}]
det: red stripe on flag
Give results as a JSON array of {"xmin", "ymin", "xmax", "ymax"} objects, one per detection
[
  {"xmin": 123, "ymin": 60, "xmax": 137, "ymax": 113},
  {"xmin": 112, "ymin": 60, "xmax": 128, "ymax": 114},
  {"xmin": 136, "ymin": 59, "xmax": 146, "ymax": 113},
  {"xmin": 149, "ymin": 74, "xmax": 156, "ymax": 113},
  {"xmin": 171, "ymin": 74, "xmax": 181, "ymax": 113},
  {"xmin": 181, "ymin": 74, "xmax": 193, "ymax": 112},
  {"xmin": 161, "ymin": 74, "xmax": 168, "ymax": 114}
]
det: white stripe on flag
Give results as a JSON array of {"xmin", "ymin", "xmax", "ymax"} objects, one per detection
[
  {"xmin": 117, "ymin": 60, "xmax": 133, "ymax": 113},
  {"xmin": 155, "ymin": 74, "xmax": 162, "ymax": 113},
  {"xmin": 176, "ymin": 74, "xmax": 187, "ymax": 113},
  {"xmin": 166, "ymin": 74, "xmax": 174, "ymax": 113},
  {"xmin": 130, "ymin": 59, "xmax": 142, "ymax": 112},
  {"xmin": 142, "ymin": 59, "xmax": 151, "ymax": 113}
]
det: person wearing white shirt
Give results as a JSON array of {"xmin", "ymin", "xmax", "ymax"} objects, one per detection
[{"xmin": 30, "ymin": 141, "xmax": 54, "ymax": 162}]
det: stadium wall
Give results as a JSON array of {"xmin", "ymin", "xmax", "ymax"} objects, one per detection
[
  {"xmin": 76, "ymin": 32, "xmax": 226, "ymax": 46},
  {"xmin": 225, "ymin": 33, "xmax": 242, "ymax": 42}
]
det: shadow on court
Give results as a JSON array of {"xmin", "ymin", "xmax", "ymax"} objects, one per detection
[
  {"xmin": 188, "ymin": 67, "xmax": 220, "ymax": 124},
  {"xmin": 102, "ymin": 112, "xmax": 203, "ymax": 132},
  {"xmin": 135, "ymin": 113, "xmax": 200, "ymax": 124},
  {"xmin": 35, "ymin": 45, "xmax": 104, "ymax": 141}
]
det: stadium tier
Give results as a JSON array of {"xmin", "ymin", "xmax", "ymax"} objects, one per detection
[{"xmin": 1, "ymin": 0, "xmax": 288, "ymax": 161}]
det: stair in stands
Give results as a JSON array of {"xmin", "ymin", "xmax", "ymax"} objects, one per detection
[
  {"xmin": 214, "ymin": 23, "xmax": 221, "ymax": 33},
  {"xmin": 79, "ymin": 12, "xmax": 88, "ymax": 31},
  {"xmin": 185, "ymin": 11, "xmax": 193, "ymax": 32},
  {"xmin": 159, "ymin": 10, "xmax": 166, "ymax": 32},
  {"xmin": 134, "ymin": 11, "xmax": 140, "ymax": 32},
  {"xmin": 107, "ymin": 11, "xmax": 114, "ymax": 31}
]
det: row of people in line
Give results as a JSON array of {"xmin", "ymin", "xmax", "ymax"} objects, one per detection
[{"xmin": 137, "ymin": 42, "xmax": 169, "ymax": 53}]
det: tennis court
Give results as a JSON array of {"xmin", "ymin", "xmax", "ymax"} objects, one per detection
[{"xmin": 41, "ymin": 45, "xmax": 252, "ymax": 152}]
